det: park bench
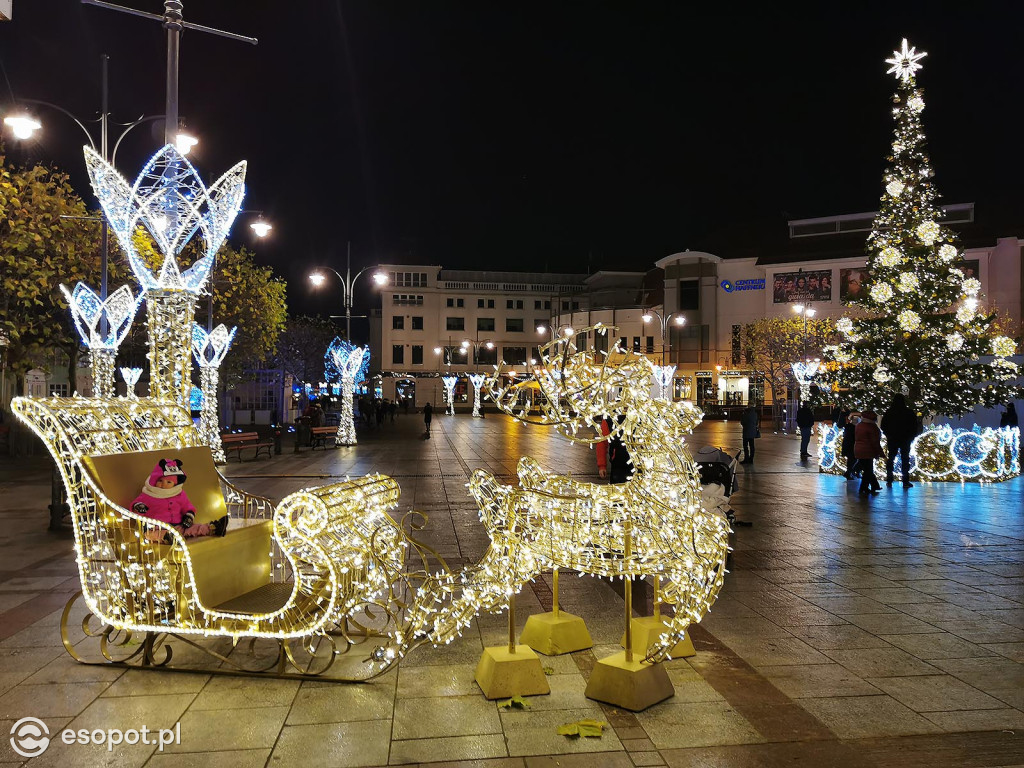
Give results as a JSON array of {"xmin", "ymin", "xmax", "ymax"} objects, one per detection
[
  {"xmin": 221, "ymin": 431, "xmax": 273, "ymax": 461},
  {"xmin": 310, "ymin": 426, "xmax": 337, "ymax": 450}
]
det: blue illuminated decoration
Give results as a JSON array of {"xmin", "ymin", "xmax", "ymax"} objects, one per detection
[
  {"xmin": 84, "ymin": 144, "xmax": 246, "ymax": 294},
  {"xmin": 817, "ymin": 423, "xmax": 1020, "ymax": 482},
  {"xmin": 61, "ymin": 283, "xmax": 140, "ymax": 349},
  {"xmin": 189, "ymin": 386, "xmax": 204, "ymax": 410},
  {"xmin": 325, "ymin": 337, "xmax": 370, "ymax": 391}
]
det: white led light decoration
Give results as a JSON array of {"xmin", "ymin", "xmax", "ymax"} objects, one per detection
[
  {"xmin": 328, "ymin": 345, "xmax": 367, "ymax": 446},
  {"xmin": 791, "ymin": 360, "xmax": 820, "ymax": 401},
  {"xmin": 61, "ymin": 283, "xmax": 141, "ymax": 399},
  {"xmin": 191, "ymin": 324, "xmax": 238, "ymax": 463},
  {"xmin": 120, "ymin": 367, "xmax": 143, "ymax": 396},
  {"xmin": 84, "ymin": 143, "xmax": 246, "ymax": 294},
  {"xmin": 886, "ymin": 38, "xmax": 927, "ymax": 82},
  {"xmin": 469, "ymin": 373, "xmax": 487, "ymax": 418},
  {"xmin": 442, "ymin": 375, "xmax": 458, "ymax": 415},
  {"xmin": 818, "ymin": 423, "xmax": 1019, "ymax": 482},
  {"xmin": 652, "ymin": 364, "xmax": 676, "ymax": 399}
]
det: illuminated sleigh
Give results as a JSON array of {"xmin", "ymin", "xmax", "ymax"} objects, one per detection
[{"xmin": 12, "ymin": 395, "xmax": 417, "ymax": 680}]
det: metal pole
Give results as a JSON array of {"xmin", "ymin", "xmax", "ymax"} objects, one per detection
[
  {"xmin": 624, "ymin": 518, "xmax": 634, "ymax": 663},
  {"xmin": 345, "ymin": 241, "xmax": 352, "ymax": 341},
  {"xmin": 163, "ymin": 1, "xmax": 183, "ymax": 145},
  {"xmin": 508, "ymin": 594, "xmax": 516, "ymax": 654},
  {"xmin": 552, "ymin": 567, "xmax": 560, "ymax": 618},
  {"xmin": 99, "ymin": 54, "xmax": 110, "ymax": 339}
]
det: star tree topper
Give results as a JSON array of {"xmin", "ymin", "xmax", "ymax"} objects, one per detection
[{"xmin": 885, "ymin": 38, "xmax": 927, "ymax": 82}]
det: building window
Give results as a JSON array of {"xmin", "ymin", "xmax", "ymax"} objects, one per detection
[
  {"xmin": 446, "ymin": 317, "xmax": 465, "ymax": 331},
  {"xmin": 632, "ymin": 337, "xmax": 641, "ymax": 352},
  {"xmin": 506, "ymin": 318, "xmax": 523, "ymax": 332},
  {"xmin": 572, "ymin": 301, "xmax": 579, "ymax": 311},
  {"xmin": 544, "ymin": 300, "xmax": 551, "ymax": 309},
  {"xmin": 478, "ymin": 317, "xmax": 495, "ymax": 332},
  {"xmin": 447, "ymin": 298, "xmax": 454, "ymax": 307},
  {"xmin": 475, "ymin": 346, "xmax": 498, "ymax": 366},
  {"xmin": 389, "ymin": 271, "xmax": 428, "ymax": 287},
  {"xmin": 506, "ymin": 299, "xmax": 524, "ymax": 310},
  {"xmin": 504, "ymin": 346, "xmax": 527, "ymax": 365},
  {"xmin": 646, "ymin": 336, "xmax": 655, "ymax": 353},
  {"xmin": 412, "ymin": 316, "xmax": 424, "ymax": 330},
  {"xmin": 394, "ymin": 294, "xmax": 423, "ymax": 305},
  {"xmin": 392, "ymin": 345, "xmax": 404, "ymax": 365},
  {"xmin": 530, "ymin": 347, "xmax": 540, "ymax": 363},
  {"xmin": 49, "ymin": 383, "xmax": 69, "ymax": 396},
  {"xmin": 478, "ymin": 298, "xmax": 485, "ymax": 308},
  {"xmin": 487, "ymin": 299, "xmax": 495, "ymax": 308},
  {"xmin": 679, "ymin": 279, "xmax": 700, "ymax": 310},
  {"xmin": 446, "ymin": 297, "xmax": 464, "ymax": 308},
  {"xmin": 562, "ymin": 301, "xmax": 570, "ymax": 310},
  {"xmin": 411, "ymin": 345, "xmax": 423, "ymax": 365},
  {"xmin": 619, "ymin": 337, "xmax": 628, "ymax": 350},
  {"xmin": 534, "ymin": 300, "xmax": 542, "ymax": 310},
  {"xmin": 392, "ymin": 316, "xmax": 404, "ymax": 330},
  {"xmin": 594, "ymin": 333, "xmax": 608, "ymax": 354}
]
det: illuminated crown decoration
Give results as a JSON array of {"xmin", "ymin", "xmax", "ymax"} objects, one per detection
[
  {"xmin": 441, "ymin": 375, "xmax": 458, "ymax": 415},
  {"xmin": 60, "ymin": 283, "xmax": 140, "ymax": 349},
  {"xmin": 791, "ymin": 360, "xmax": 821, "ymax": 401},
  {"xmin": 119, "ymin": 367, "xmax": 143, "ymax": 393},
  {"xmin": 327, "ymin": 343, "xmax": 368, "ymax": 446},
  {"xmin": 326, "ymin": 337, "xmax": 370, "ymax": 391},
  {"xmin": 652, "ymin": 364, "xmax": 676, "ymax": 398},
  {"xmin": 191, "ymin": 323, "xmax": 237, "ymax": 368},
  {"xmin": 84, "ymin": 144, "xmax": 246, "ymax": 294}
]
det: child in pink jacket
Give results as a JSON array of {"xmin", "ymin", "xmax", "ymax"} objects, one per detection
[{"xmin": 131, "ymin": 458, "xmax": 228, "ymax": 542}]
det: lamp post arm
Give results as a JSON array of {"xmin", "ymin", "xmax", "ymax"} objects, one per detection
[
  {"xmin": 110, "ymin": 114, "xmax": 166, "ymax": 165},
  {"xmin": 16, "ymin": 99, "xmax": 97, "ymax": 150}
]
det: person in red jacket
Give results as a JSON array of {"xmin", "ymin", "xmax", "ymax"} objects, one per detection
[
  {"xmin": 854, "ymin": 411, "xmax": 885, "ymax": 497},
  {"xmin": 596, "ymin": 415, "xmax": 632, "ymax": 484}
]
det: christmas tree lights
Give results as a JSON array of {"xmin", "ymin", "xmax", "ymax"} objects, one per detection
[{"xmin": 822, "ymin": 40, "xmax": 1020, "ymax": 426}]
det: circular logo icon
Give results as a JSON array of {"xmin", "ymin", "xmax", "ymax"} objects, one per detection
[
  {"xmin": 10, "ymin": 717, "xmax": 50, "ymax": 758},
  {"xmin": 720, "ymin": 280, "xmax": 733, "ymax": 292}
]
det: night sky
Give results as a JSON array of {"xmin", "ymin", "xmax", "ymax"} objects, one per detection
[{"xmin": 2, "ymin": 1, "xmax": 1023, "ymax": 320}]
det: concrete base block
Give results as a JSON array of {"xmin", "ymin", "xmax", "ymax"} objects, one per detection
[
  {"xmin": 584, "ymin": 650, "xmax": 674, "ymax": 712},
  {"xmin": 474, "ymin": 644, "xmax": 551, "ymax": 700},
  {"xmin": 520, "ymin": 611, "xmax": 593, "ymax": 655},
  {"xmin": 620, "ymin": 616, "xmax": 696, "ymax": 658}
]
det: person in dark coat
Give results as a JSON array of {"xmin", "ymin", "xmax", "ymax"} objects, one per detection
[
  {"xmin": 796, "ymin": 402, "xmax": 815, "ymax": 459},
  {"xmin": 740, "ymin": 402, "xmax": 759, "ymax": 464},
  {"xmin": 1000, "ymin": 403, "xmax": 1019, "ymax": 428},
  {"xmin": 854, "ymin": 410, "xmax": 884, "ymax": 496},
  {"xmin": 882, "ymin": 393, "xmax": 919, "ymax": 488},
  {"xmin": 423, "ymin": 402, "xmax": 433, "ymax": 437},
  {"xmin": 841, "ymin": 412, "xmax": 860, "ymax": 479}
]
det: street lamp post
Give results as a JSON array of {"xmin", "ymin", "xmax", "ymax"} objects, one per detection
[
  {"xmin": 641, "ymin": 309, "xmax": 686, "ymax": 365},
  {"xmin": 459, "ymin": 337, "xmax": 495, "ymax": 418},
  {"xmin": 791, "ymin": 302, "xmax": 817, "ymax": 361},
  {"xmin": 309, "ymin": 243, "xmax": 388, "ymax": 341}
]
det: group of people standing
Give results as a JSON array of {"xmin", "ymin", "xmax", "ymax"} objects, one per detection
[{"xmin": 836, "ymin": 394, "xmax": 920, "ymax": 497}]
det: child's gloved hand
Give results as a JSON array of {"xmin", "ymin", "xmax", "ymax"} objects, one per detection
[
  {"xmin": 181, "ymin": 512, "xmax": 195, "ymax": 529},
  {"xmin": 132, "ymin": 502, "xmax": 149, "ymax": 515}
]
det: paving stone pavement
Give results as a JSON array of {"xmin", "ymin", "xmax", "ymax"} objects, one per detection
[{"xmin": 1, "ymin": 412, "xmax": 1023, "ymax": 767}]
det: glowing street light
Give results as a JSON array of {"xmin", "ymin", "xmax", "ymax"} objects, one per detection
[
  {"xmin": 309, "ymin": 243, "xmax": 389, "ymax": 340},
  {"xmin": 642, "ymin": 309, "xmax": 685, "ymax": 364},
  {"xmin": 175, "ymin": 132, "xmax": 199, "ymax": 155},
  {"xmin": 3, "ymin": 114, "xmax": 41, "ymax": 140},
  {"xmin": 249, "ymin": 218, "xmax": 272, "ymax": 238}
]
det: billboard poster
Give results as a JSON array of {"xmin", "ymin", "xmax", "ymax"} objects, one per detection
[
  {"xmin": 771, "ymin": 269, "xmax": 833, "ymax": 304},
  {"xmin": 840, "ymin": 268, "xmax": 869, "ymax": 302}
]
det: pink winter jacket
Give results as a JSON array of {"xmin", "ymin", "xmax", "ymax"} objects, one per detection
[{"xmin": 131, "ymin": 486, "xmax": 197, "ymax": 526}]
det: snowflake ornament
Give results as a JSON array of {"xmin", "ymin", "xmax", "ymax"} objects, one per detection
[
  {"xmin": 955, "ymin": 304, "xmax": 976, "ymax": 324},
  {"xmin": 961, "ymin": 278, "xmax": 981, "ymax": 297},
  {"xmin": 916, "ymin": 221, "xmax": 941, "ymax": 245},
  {"xmin": 992, "ymin": 336, "xmax": 1017, "ymax": 358},
  {"xmin": 836, "ymin": 317, "xmax": 855, "ymax": 337},
  {"xmin": 907, "ymin": 94, "xmax": 925, "ymax": 113},
  {"xmin": 938, "ymin": 244, "xmax": 958, "ymax": 262},
  {"xmin": 897, "ymin": 310, "xmax": 922, "ymax": 331},
  {"xmin": 897, "ymin": 273, "xmax": 920, "ymax": 293},
  {"xmin": 877, "ymin": 247, "xmax": 903, "ymax": 268},
  {"xmin": 886, "ymin": 180, "xmax": 904, "ymax": 198},
  {"xmin": 946, "ymin": 333, "xmax": 965, "ymax": 352},
  {"xmin": 870, "ymin": 283, "xmax": 894, "ymax": 304}
]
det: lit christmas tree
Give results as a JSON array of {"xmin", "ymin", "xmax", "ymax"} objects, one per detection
[{"xmin": 826, "ymin": 39, "xmax": 1019, "ymax": 418}]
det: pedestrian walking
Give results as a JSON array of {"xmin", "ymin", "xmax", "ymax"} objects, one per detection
[
  {"xmin": 740, "ymin": 402, "xmax": 759, "ymax": 464},
  {"xmin": 855, "ymin": 410, "xmax": 884, "ymax": 496},
  {"xmin": 797, "ymin": 402, "xmax": 815, "ymax": 459},
  {"xmin": 423, "ymin": 402, "xmax": 433, "ymax": 438},
  {"xmin": 882, "ymin": 394, "xmax": 918, "ymax": 488}
]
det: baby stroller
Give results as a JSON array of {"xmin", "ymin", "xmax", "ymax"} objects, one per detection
[{"xmin": 694, "ymin": 445, "xmax": 750, "ymax": 527}]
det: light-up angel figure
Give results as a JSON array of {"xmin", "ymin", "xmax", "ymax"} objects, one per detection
[
  {"xmin": 119, "ymin": 367, "xmax": 143, "ymax": 397},
  {"xmin": 791, "ymin": 360, "xmax": 820, "ymax": 402},
  {"xmin": 469, "ymin": 373, "xmax": 487, "ymax": 418},
  {"xmin": 84, "ymin": 144, "xmax": 246, "ymax": 409},
  {"xmin": 442, "ymin": 375, "xmax": 458, "ymax": 415},
  {"xmin": 61, "ymin": 283, "xmax": 140, "ymax": 398},
  {"xmin": 191, "ymin": 324, "xmax": 237, "ymax": 463}
]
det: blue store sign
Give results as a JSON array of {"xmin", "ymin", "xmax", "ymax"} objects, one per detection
[{"xmin": 720, "ymin": 278, "xmax": 765, "ymax": 292}]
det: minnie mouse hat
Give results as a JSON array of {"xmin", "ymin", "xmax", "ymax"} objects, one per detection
[{"xmin": 148, "ymin": 458, "xmax": 186, "ymax": 485}]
